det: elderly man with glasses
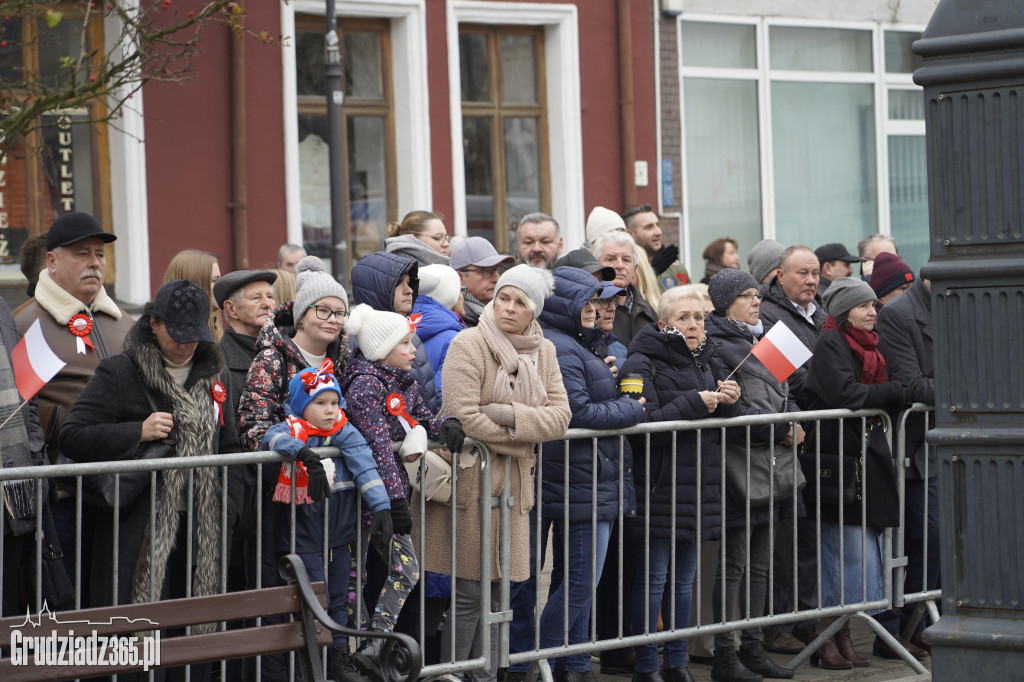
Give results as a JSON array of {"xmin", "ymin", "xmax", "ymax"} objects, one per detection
[{"xmin": 450, "ymin": 237, "xmax": 515, "ymax": 328}]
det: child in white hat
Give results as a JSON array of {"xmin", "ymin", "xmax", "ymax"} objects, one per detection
[{"xmin": 339, "ymin": 304, "xmax": 466, "ymax": 667}]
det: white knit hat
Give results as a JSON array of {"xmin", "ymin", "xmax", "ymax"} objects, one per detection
[
  {"xmin": 346, "ymin": 303, "xmax": 414, "ymax": 361},
  {"xmin": 494, "ymin": 264, "xmax": 555, "ymax": 319},
  {"xmin": 586, "ymin": 206, "xmax": 626, "ymax": 244},
  {"xmin": 418, "ymin": 264, "xmax": 461, "ymax": 309},
  {"xmin": 294, "ymin": 256, "xmax": 348, "ymax": 317}
]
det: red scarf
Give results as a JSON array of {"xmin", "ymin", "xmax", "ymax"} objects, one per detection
[
  {"xmin": 272, "ymin": 414, "xmax": 347, "ymax": 505},
  {"xmin": 824, "ymin": 315, "xmax": 887, "ymax": 385}
]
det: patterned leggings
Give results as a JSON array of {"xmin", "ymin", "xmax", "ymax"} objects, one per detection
[{"xmin": 353, "ymin": 531, "xmax": 420, "ymax": 632}]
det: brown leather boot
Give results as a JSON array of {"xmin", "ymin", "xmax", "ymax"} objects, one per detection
[
  {"xmin": 834, "ymin": 624, "xmax": 871, "ymax": 667},
  {"xmin": 810, "ymin": 635, "xmax": 852, "ymax": 670}
]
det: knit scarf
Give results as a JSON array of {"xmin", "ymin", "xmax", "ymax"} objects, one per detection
[
  {"xmin": 0, "ymin": 341, "xmax": 36, "ymax": 533},
  {"xmin": 128, "ymin": 329, "xmax": 222, "ymax": 632},
  {"xmin": 824, "ymin": 315, "xmax": 888, "ymax": 385},
  {"xmin": 272, "ymin": 414, "xmax": 346, "ymax": 505},
  {"xmin": 479, "ymin": 301, "xmax": 547, "ymax": 408}
]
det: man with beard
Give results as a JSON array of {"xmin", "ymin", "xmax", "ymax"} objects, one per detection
[
  {"xmin": 14, "ymin": 212, "xmax": 134, "ymax": 603},
  {"xmin": 515, "ymin": 213, "xmax": 562, "ymax": 269},
  {"xmin": 622, "ymin": 204, "xmax": 688, "ymax": 290}
]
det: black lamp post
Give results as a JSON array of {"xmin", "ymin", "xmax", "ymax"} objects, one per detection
[{"xmin": 325, "ymin": 0, "xmax": 348, "ymax": 288}]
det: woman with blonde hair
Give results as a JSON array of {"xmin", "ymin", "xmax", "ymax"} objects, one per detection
[
  {"xmin": 268, "ymin": 266, "xmax": 297, "ymax": 304},
  {"xmin": 633, "ymin": 241, "xmax": 661, "ymax": 310},
  {"xmin": 164, "ymin": 249, "xmax": 222, "ymax": 340},
  {"xmin": 385, "ymin": 210, "xmax": 451, "ymax": 266}
]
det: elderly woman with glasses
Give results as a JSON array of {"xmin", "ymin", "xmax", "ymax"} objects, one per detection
[
  {"xmin": 237, "ymin": 255, "xmax": 352, "ymax": 680},
  {"xmin": 705, "ymin": 269, "xmax": 800, "ymax": 681},
  {"xmin": 385, "ymin": 209, "xmax": 452, "ymax": 265}
]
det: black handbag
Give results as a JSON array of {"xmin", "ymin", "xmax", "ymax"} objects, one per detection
[
  {"xmin": 724, "ymin": 442, "xmax": 806, "ymax": 508},
  {"xmin": 81, "ymin": 374, "xmax": 174, "ymax": 512},
  {"xmin": 31, "ymin": 503, "xmax": 75, "ymax": 611},
  {"xmin": 799, "ymin": 452, "xmax": 861, "ymax": 506}
]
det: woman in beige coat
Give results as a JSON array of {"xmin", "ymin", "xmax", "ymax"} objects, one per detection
[{"xmin": 417, "ymin": 265, "xmax": 571, "ymax": 682}]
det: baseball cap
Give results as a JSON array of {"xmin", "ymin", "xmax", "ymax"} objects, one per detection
[
  {"xmin": 555, "ymin": 248, "xmax": 616, "ymax": 281},
  {"xmin": 151, "ymin": 280, "xmax": 215, "ymax": 344},
  {"xmin": 814, "ymin": 243, "xmax": 859, "ymax": 266},
  {"xmin": 46, "ymin": 212, "xmax": 117, "ymax": 250},
  {"xmin": 450, "ymin": 237, "xmax": 514, "ymax": 271},
  {"xmin": 212, "ymin": 269, "xmax": 278, "ymax": 309},
  {"xmin": 598, "ymin": 281, "xmax": 626, "ymax": 299}
]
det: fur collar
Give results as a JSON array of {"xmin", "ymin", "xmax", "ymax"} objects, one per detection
[{"xmin": 33, "ymin": 269, "xmax": 122, "ymax": 325}]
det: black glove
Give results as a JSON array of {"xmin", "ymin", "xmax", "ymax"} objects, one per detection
[
  {"xmin": 368, "ymin": 509, "xmax": 394, "ymax": 556},
  {"xmin": 390, "ymin": 497, "xmax": 413, "ymax": 535},
  {"xmin": 296, "ymin": 447, "xmax": 329, "ymax": 503},
  {"xmin": 650, "ymin": 243, "xmax": 680, "ymax": 275},
  {"xmin": 439, "ymin": 419, "xmax": 466, "ymax": 454}
]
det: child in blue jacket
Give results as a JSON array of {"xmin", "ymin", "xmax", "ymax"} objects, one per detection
[{"xmin": 262, "ymin": 360, "xmax": 393, "ymax": 676}]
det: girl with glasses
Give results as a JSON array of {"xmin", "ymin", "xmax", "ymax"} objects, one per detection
[{"xmin": 385, "ymin": 210, "xmax": 453, "ymax": 266}]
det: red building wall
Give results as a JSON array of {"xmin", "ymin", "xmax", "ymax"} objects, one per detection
[{"xmin": 144, "ymin": 1, "xmax": 286, "ymax": 291}]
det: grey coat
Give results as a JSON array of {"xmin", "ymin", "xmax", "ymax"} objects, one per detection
[
  {"xmin": 876, "ymin": 279, "xmax": 934, "ymax": 479},
  {"xmin": 758, "ymin": 277, "xmax": 827, "ymax": 405}
]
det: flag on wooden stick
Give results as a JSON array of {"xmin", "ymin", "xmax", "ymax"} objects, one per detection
[{"xmin": 750, "ymin": 320, "xmax": 812, "ymax": 383}]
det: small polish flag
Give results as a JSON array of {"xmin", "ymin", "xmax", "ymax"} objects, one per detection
[
  {"xmin": 12, "ymin": 319, "xmax": 67, "ymax": 401},
  {"xmin": 750, "ymin": 321, "xmax": 813, "ymax": 383}
]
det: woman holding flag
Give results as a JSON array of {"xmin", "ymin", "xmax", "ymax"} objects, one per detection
[
  {"xmin": 801, "ymin": 277, "xmax": 907, "ymax": 668},
  {"xmin": 619, "ymin": 285, "xmax": 741, "ymax": 682},
  {"xmin": 705, "ymin": 269, "xmax": 800, "ymax": 681}
]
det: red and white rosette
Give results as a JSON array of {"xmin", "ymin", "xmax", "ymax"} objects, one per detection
[
  {"xmin": 68, "ymin": 313, "xmax": 96, "ymax": 355},
  {"xmin": 385, "ymin": 392, "xmax": 419, "ymax": 434},
  {"xmin": 210, "ymin": 381, "xmax": 226, "ymax": 425},
  {"xmin": 406, "ymin": 313, "xmax": 422, "ymax": 332}
]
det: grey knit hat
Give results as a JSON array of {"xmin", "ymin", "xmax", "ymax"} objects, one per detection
[
  {"xmin": 822, "ymin": 276, "xmax": 877, "ymax": 320},
  {"xmin": 294, "ymin": 256, "xmax": 349, "ymax": 318},
  {"xmin": 494, "ymin": 264, "xmax": 555, "ymax": 318},
  {"xmin": 747, "ymin": 239, "xmax": 785, "ymax": 284},
  {"xmin": 708, "ymin": 268, "xmax": 759, "ymax": 316}
]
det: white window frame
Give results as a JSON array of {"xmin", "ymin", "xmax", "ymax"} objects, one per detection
[
  {"xmin": 676, "ymin": 14, "xmax": 925, "ymax": 272},
  {"xmin": 446, "ymin": 1, "xmax": 584, "ymax": 246},
  {"xmin": 283, "ymin": 0, "xmax": 432, "ymax": 245}
]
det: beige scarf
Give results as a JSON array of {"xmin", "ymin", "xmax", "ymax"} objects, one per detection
[{"xmin": 479, "ymin": 301, "xmax": 548, "ymax": 407}]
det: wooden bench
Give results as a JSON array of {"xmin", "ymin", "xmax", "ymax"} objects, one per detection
[{"xmin": 0, "ymin": 554, "xmax": 421, "ymax": 682}]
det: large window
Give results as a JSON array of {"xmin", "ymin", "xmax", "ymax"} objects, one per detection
[
  {"xmin": 295, "ymin": 17, "xmax": 395, "ymax": 269},
  {"xmin": 0, "ymin": 12, "xmax": 107, "ymax": 275},
  {"xmin": 679, "ymin": 18, "xmax": 927, "ymax": 273},
  {"xmin": 459, "ymin": 25, "xmax": 549, "ymax": 251}
]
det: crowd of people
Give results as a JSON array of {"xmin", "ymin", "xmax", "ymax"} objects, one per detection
[{"xmin": 0, "ymin": 208, "xmax": 937, "ymax": 682}]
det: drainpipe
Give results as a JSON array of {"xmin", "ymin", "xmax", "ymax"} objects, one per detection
[
  {"xmin": 230, "ymin": 18, "xmax": 249, "ymax": 269},
  {"xmin": 618, "ymin": 0, "xmax": 637, "ymax": 208}
]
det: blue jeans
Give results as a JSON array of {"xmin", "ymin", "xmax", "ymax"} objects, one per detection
[
  {"xmin": 509, "ymin": 510, "xmax": 553, "ymax": 673},
  {"xmin": 538, "ymin": 519, "xmax": 612, "ymax": 671},
  {"xmin": 630, "ymin": 539, "xmax": 698, "ymax": 672},
  {"xmin": 298, "ymin": 544, "xmax": 351, "ymax": 645}
]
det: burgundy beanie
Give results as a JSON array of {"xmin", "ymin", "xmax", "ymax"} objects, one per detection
[{"xmin": 869, "ymin": 252, "xmax": 915, "ymax": 297}]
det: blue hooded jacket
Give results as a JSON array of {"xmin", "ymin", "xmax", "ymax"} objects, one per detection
[
  {"xmin": 411, "ymin": 294, "xmax": 464, "ymax": 404},
  {"xmin": 351, "ymin": 251, "xmax": 440, "ymax": 414},
  {"xmin": 538, "ymin": 267, "xmax": 645, "ymax": 523}
]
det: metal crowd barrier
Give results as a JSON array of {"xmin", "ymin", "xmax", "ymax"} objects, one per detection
[{"xmin": 0, "ymin": 406, "xmax": 937, "ymax": 680}]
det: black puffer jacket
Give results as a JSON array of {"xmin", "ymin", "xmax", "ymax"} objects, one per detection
[
  {"xmin": 350, "ymin": 251, "xmax": 440, "ymax": 414},
  {"xmin": 620, "ymin": 323, "xmax": 738, "ymax": 543}
]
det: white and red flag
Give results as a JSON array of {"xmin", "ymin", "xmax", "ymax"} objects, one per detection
[
  {"xmin": 750, "ymin": 320, "xmax": 812, "ymax": 383},
  {"xmin": 12, "ymin": 319, "xmax": 67, "ymax": 401}
]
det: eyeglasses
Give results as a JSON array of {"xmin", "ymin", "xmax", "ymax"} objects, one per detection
[
  {"xmin": 418, "ymin": 232, "xmax": 450, "ymax": 245},
  {"xmin": 462, "ymin": 265, "xmax": 510, "ymax": 279},
  {"xmin": 585, "ymin": 297, "xmax": 602, "ymax": 308},
  {"xmin": 736, "ymin": 292, "xmax": 765, "ymax": 302},
  {"xmin": 594, "ymin": 297, "xmax": 617, "ymax": 309},
  {"xmin": 308, "ymin": 304, "xmax": 349, "ymax": 321}
]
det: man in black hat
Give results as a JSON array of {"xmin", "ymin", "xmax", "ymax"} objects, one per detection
[
  {"xmin": 213, "ymin": 269, "xmax": 278, "ymax": 407},
  {"xmin": 814, "ymin": 242, "xmax": 860, "ymax": 298},
  {"xmin": 14, "ymin": 211, "xmax": 135, "ymax": 596}
]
